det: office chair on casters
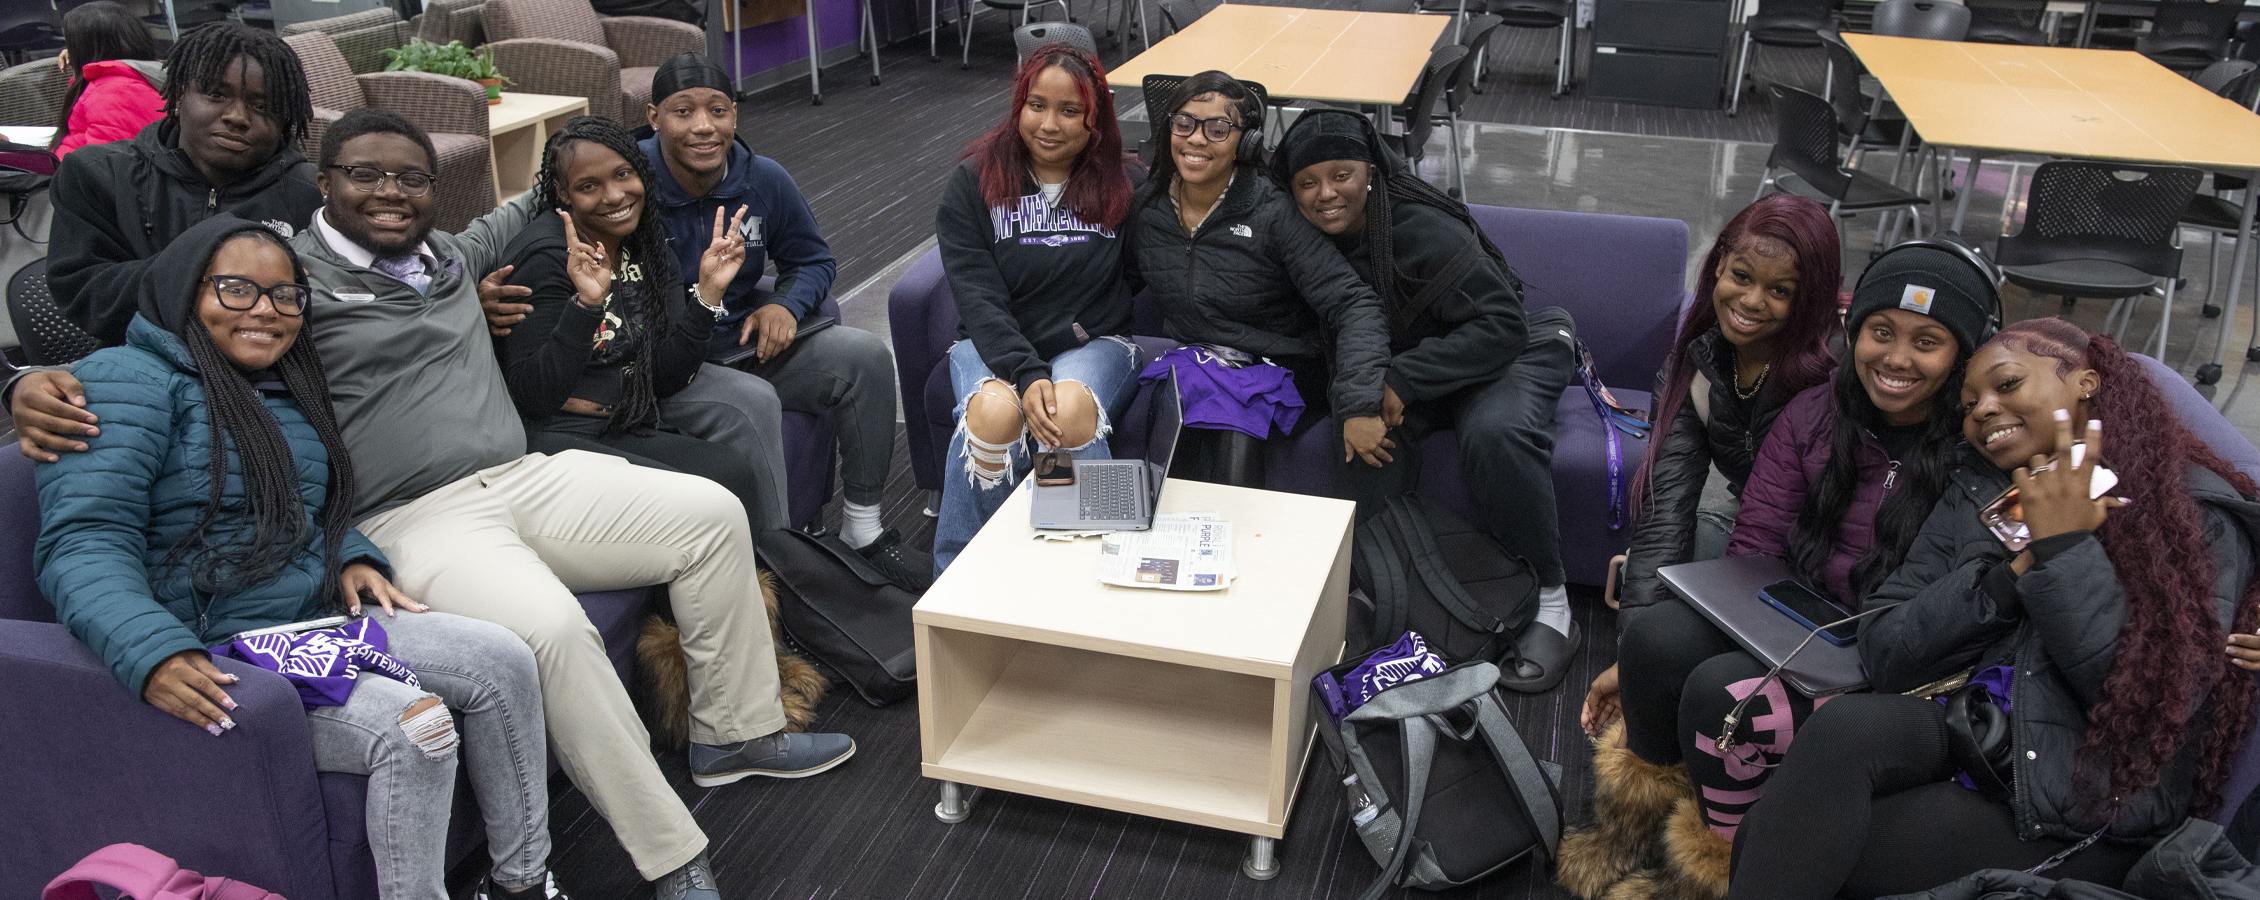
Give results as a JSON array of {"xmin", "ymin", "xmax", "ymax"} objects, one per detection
[
  {"xmin": 7, "ymin": 262, "xmax": 97, "ymax": 368},
  {"xmin": 1994, "ymin": 161, "xmax": 2202, "ymax": 361},
  {"xmin": 1484, "ymin": 0, "xmax": 1575, "ymax": 96},
  {"xmin": 2176, "ymin": 61, "xmax": 2257, "ymax": 320},
  {"xmin": 1156, "ymin": 0, "xmax": 1196, "ymax": 35},
  {"xmin": 1872, "ymin": 0, "xmax": 1970, "ymax": 41},
  {"xmin": 1386, "ymin": 45, "xmax": 1471, "ymax": 197},
  {"xmin": 1756, "ymin": 84, "xmax": 1931, "ymax": 256},
  {"xmin": 1446, "ymin": 13, "xmax": 1507, "ymax": 93},
  {"xmin": 935, "ymin": 0, "xmax": 1073, "ymax": 67},
  {"xmin": 1727, "ymin": 0, "xmax": 1836, "ymax": 116},
  {"xmin": 2140, "ymin": 0, "xmax": 2244, "ymax": 75},
  {"xmin": 1963, "ymin": 0, "xmax": 2050, "ymax": 45},
  {"xmin": 1014, "ymin": 21, "xmax": 1098, "ymax": 63}
]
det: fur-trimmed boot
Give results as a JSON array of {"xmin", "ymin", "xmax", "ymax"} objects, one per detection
[
  {"xmin": 635, "ymin": 570, "xmax": 828, "ymax": 749},
  {"xmin": 1606, "ymin": 797, "xmax": 1732, "ymax": 900},
  {"xmin": 1556, "ymin": 719, "xmax": 1695, "ymax": 899}
]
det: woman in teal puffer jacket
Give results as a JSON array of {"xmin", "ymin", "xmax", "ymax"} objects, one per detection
[{"xmin": 33, "ymin": 216, "xmax": 569, "ymax": 900}]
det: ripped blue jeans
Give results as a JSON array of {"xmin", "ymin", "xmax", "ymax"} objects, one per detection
[{"xmin": 932, "ymin": 336, "xmax": 1143, "ymax": 576}]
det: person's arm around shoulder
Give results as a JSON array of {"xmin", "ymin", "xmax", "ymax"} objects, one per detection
[
  {"xmin": 1383, "ymin": 204, "xmax": 1527, "ymax": 403},
  {"xmin": 45, "ymin": 146, "xmax": 151, "ymax": 344},
  {"xmin": 10, "ymin": 365, "xmax": 96, "ymax": 462},
  {"xmin": 453, "ymin": 190, "xmax": 543, "ymax": 277},
  {"xmin": 1269, "ymin": 198, "xmax": 1389, "ymax": 420},
  {"xmin": 1724, "ymin": 386, "xmax": 1827, "ymax": 562}
]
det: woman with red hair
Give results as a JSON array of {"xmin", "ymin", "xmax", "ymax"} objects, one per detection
[
  {"xmin": 931, "ymin": 43, "xmax": 1142, "ymax": 575},
  {"xmin": 1725, "ymin": 318, "xmax": 2260, "ymax": 898}
]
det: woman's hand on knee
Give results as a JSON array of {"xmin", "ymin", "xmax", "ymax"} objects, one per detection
[
  {"xmin": 344, "ymin": 563, "xmax": 427, "ymax": 618},
  {"xmin": 1022, "ymin": 379, "xmax": 1065, "ymax": 448},
  {"xmin": 143, "ymin": 650, "xmax": 240, "ymax": 734},
  {"xmin": 1582, "ymin": 663, "xmax": 1621, "ymax": 737}
]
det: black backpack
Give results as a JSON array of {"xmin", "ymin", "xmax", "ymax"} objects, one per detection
[
  {"xmin": 757, "ymin": 529, "xmax": 917, "ymax": 706},
  {"xmin": 1350, "ymin": 495, "xmax": 1539, "ymax": 665},
  {"xmin": 1313, "ymin": 656, "xmax": 1563, "ymax": 898}
]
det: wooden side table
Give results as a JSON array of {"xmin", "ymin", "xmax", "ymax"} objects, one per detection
[
  {"xmin": 914, "ymin": 478, "xmax": 1353, "ymax": 880},
  {"xmin": 486, "ymin": 92, "xmax": 589, "ymax": 203}
]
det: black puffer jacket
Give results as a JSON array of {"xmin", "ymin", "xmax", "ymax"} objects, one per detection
[
  {"xmin": 1333, "ymin": 201, "xmax": 1526, "ymax": 404},
  {"xmin": 1862, "ymin": 454, "xmax": 2260, "ymax": 844},
  {"xmin": 46, "ymin": 117, "xmax": 322, "ymax": 346},
  {"xmin": 1124, "ymin": 170, "xmax": 1390, "ymax": 419},
  {"xmin": 1618, "ymin": 327, "xmax": 1797, "ymax": 614}
]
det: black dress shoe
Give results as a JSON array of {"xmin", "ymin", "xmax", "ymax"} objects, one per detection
[
  {"xmin": 857, "ymin": 528, "xmax": 934, "ymax": 594},
  {"xmin": 1498, "ymin": 619, "xmax": 1579, "ymax": 694}
]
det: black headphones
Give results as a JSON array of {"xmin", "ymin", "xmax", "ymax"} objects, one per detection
[
  {"xmin": 1856, "ymin": 235, "xmax": 2007, "ymax": 343},
  {"xmin": 1234, "ymin": 88, "xmax": 1266, "ymax": 166}
]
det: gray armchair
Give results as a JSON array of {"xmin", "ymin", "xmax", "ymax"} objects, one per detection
[
  {"xmin": 279, "ymin": 8, "xmax": 413, "ymax": 74},
  {"xmin": 0, "ymin": 58, "xmax": 66, "ymax": 128},
  {"xmin": 411, "ymin": 0, "xmax": 491, "ymax": 47},
  {"xmin": 282, "ymin": 30, "xmax": 498, "ymax": 234},
  {"xmin": 481, "ymin": 0, "xmax": 705, "ymax": 123}
]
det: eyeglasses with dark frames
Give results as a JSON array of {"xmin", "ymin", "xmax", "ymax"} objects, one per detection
[
  {"xmin": 328, "ymin": 164, "xmax": 437, "ymax": 197},
  {"xmin": 1167, "ymin": 112, "xmax": 1244, "ymax": 142},
  {"xmin": 205, "ymin": 276, "xmax": 311, "ymax": 316}
]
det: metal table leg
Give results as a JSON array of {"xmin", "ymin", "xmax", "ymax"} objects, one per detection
[
  {"xmin": 1242, "ymin": 836, "xmax": 1280, "ymax": 880},
  {"xmin": 864, "ymin": 0, "xmax": 882, "ymax": 85},
  {"xmin": 935, "ymin": 781, "xmax": 978, "ymax": 823},
  {"xmin": 2201, "ymin": 166, "xmax": 2260, "ymax": 389},
  {"xmin": 1949, "ymin": 148, "xmax": 1985, "ymax": 236},
  {"xmin": 807, "ymin": 0, "xmax": 824, "ymax": 104}
]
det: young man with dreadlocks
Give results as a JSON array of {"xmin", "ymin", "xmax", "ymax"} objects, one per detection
[
  {"xmin": 1272, "ymin": 109, "xmax": 1582, "ymax": 693},
  {"xmin": 45, "ymin": 21, "xmax": 320, "ymax": 347},
  {"xmin": 14, "ymin": 109, "xmax": 857, "ymax": 900}
]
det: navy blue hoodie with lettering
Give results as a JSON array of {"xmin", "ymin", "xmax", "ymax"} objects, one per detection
[{"xmin": 639, "ymin": 135, "xmax": 835, "ymax": 348}]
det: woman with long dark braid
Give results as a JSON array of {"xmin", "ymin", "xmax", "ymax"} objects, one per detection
[
  {"xmin": 493, "ymin": 116, "xmax": 763, "ymax": 524},
  {"xmin": 34, "ymin": 216, "xmax": 564, "ymax": 900},
  {"xmin": 1272, "ymin": 109, "xmax": 1581, "ymax": 693}
]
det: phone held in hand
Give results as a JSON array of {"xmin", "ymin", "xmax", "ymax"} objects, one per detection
[
  {"xmin": 1760, "ymin": 580, "xmax": 1858, "ymax": 646},
  {"xmin": 1034, "ymin": 450, "xmax": 1075, "ymax": 486},
  {"xmin": 1978, "ymin": 461, "xmax": 2119, "ymax": 552},
  {"xmin": 228, "ymin": 613, "xmax": 361, "ymax": 643}
]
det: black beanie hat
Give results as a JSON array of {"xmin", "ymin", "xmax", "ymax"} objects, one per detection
[
  {"xmin": 651, "ymin": 53, "xmax": 733, "ymax": 107},
  {"xmin": 1847, "ymin": 245, "xmax": 1996, "ymax": 353},
  {"xmin": 1278, "ymin": 111, "xmax": 1375, "ymax": 182}
]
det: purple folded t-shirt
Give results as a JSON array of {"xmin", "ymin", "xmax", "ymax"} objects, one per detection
[
  {"xmin": 1316, "ymin": 631, "xmax": 1452, "ymax": 724},
  {"xmin": 212, "ymin": 616, "xmax": 421, "ymax": 709},
  {"xmin": 1140, "ymin": 346, "xmax": 1305, "ymax": 439}
]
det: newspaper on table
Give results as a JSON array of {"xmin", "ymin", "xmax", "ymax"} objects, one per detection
[{"xmin": 1098, "ymin": 511, "xmax": 1237, "ymax": 591}]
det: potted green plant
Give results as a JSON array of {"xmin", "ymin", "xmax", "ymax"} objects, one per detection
[{"xmin": 382, "ymin": 38, "xmax": 511, "ymax": 104}]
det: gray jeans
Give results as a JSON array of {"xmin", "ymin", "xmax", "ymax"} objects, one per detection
[
  {"xmin": 661, "ymin": 363, "xmax": 792, "ymax": 535},
  {"xmin": 306, "ymin": 611, "xmax": 550, "ymax": 900},
  {"xmin": 710, "ymin": 324, "xmax": 898, "ymax": 508}
]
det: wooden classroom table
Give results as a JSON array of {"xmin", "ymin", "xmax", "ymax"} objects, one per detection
[
  {"xmin": 486, "ymin": 92, "xmax": 589, "ymax": 204},
  {"xmin": 1105, "ymin": 4, "xmax": 1450, "ymax": 106},
  {"xmin": 914, "ymin": 477, "xmax": 1353, "ymax": 880},
  {"xmin": 1843, "ymin": 33, "xmax": 2260, "ymax": 384}
]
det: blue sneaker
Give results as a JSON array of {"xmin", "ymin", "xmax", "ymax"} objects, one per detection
[{"xmin": 689, "ymin": 731, "xmax": 856, "ymax": 787}]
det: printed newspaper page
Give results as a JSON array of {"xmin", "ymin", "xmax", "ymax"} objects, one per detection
[{"xmin": 1097, "ymin": 512, "xmax": 1236, "ymax": 591}]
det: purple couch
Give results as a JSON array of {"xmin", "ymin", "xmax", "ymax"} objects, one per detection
[
  {"xmin": 0, "ymin": 449, "xmax": 656, "ymax": 900},
  {"xmin": 890, "ymin": 205, "xmax": 1689, "ymax": 586}
]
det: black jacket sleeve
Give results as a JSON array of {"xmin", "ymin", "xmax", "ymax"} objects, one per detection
[
  {"xmin": 46, "ymin": 149, "xmax": 150, "ymax": 345},
  {"xmin": 651, "ymin": 288, "xmax": 716, "ymax": 399},
  {"xmin": 1384, "ymin": 205, "xmax": 1526, "ymax": 403},
  {"xmin": 495, "ymin": 245, "xmax": 607, "ymax": 422},
  {"xmin": 1859, "ymin": 478, "xmax": 2020, "ymax": 693},
  {"xmin": 937, "ymin": 166, "xmax": 1049, "ymax": 392},
  {"xmin": 1619, "ymin": 390, "xmax": 1711, "ymax": 616},
  {"xmin": 1267, "ymin": 199, "xmax": 1389, "ymax": 419}
]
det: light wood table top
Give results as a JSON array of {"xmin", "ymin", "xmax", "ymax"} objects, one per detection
[
  {"xmin": 486, "ymin": 91, "xmax": 588, "ymax": 135},
  {"xmin": 1842, "ymin": 33, "xmax": 2260, "ymax": 171},
  {"xmin": 1105, "ymin": 4, "xmax": 1449, "ymax": 107}
]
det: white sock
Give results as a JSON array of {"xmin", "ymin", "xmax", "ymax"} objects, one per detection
[
  {"xmin": 1534, "ymin": 583, "xmax": 1572, "ymax": 637},
  {"xmin": 842, "ymin": 501, "xmax": 883, "ymax": 549}
]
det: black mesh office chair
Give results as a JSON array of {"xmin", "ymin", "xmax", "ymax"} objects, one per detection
[
  {"xmin": 1450, "ymin": 13, "xmax": 1507, "ymax": 92},
  {"xmin": 1996, "ymin": 161, "xmax": 2202, "ymax": 358},
  {"xmin": 1156, "ymin": 0, "xmax": 1196, "ymax": 36},
  {"xmin": 1487, "ymin": 0, "xmax": 1577, "ymax": 96},
  {"xmin": 7, "ymin": 261, "xmax": 96, "ymax": 367},
  {"xmin": 1759, "ymin": 84, "xmax": 1931, "ymax": 253},
  {"xmin": 1873, "ymin": 0, "xmax": 1971, "ymax": 41},
  {"xmin": 2140, "ymin": 0, "xmax": 2244, "ymax": 74},
  {"xmin": 1013, "ymin": 21, "xmax": 1096, "ymax": 61},
  {"xmin": 1140, "ymin": 73, "xmax": 1272, "ymax": 165},
  {"xmin": 2178, "ymin": 60, "xmax": 2258, "ymax": 317},
  {"xmin": 1728, "ymin": 0, "xmax": 1837, "ymax": 115},
  {"xmin": 935, "ymin": 0, "xmax": 1072, "ymax": 67},
  {"xmin": 1387, "ymin": 45, "xmax": 1471, "ymax": 196},
  {"xmin": 1963, "ymin": 0, "xmax": 2050, "ymax": 45}
]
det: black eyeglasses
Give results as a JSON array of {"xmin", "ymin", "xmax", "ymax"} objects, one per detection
[
  {"xmin": 1167, "ymin": 112, "xmax": 1243, "ymax": 142},
  {"xmin": 329, "ymin": 164, "xmax": 437, "ymax": 197},
  {"xmin": 205, "ymin": 275, "xmax": 310, "ymax": 316}
]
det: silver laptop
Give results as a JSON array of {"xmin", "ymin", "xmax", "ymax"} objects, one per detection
[
  {"xmin": 1657, "ymin": 556, "xmax": 1869, "ymax": 696},
  {"xmin": 1030, "ymin": 371, "xmax": 1183, "ymax": 531}
]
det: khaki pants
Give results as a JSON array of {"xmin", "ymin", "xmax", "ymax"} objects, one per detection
[{"xmin": 358, "ymin": 450, "xmax": 786, "ymax": 880}]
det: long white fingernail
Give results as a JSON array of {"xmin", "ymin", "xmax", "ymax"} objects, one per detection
[
  {"xmin": 2088, "ymin": 419, "xmax": 2101, "ymax": 434},
  {"xmin": 2053, "ymin": 409, "xmax": 2070, "ymax": 421}
]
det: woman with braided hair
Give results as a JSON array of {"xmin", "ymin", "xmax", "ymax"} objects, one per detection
[
  {"xmin": 493, "ymin": 115, "xmax": 766, "ymax": 525},
  {"xmin": 1273, "ymin": 108, "xmax": 1581, "ymax": 694},
  {"xmin": 34, "ymin": 216, "xmax": 564, "ymax": 900}
]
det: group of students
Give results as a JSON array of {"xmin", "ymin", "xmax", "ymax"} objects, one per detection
[{"xmin": 1562, "ymin": 194, "xmax": 2260, "ymax": 899}]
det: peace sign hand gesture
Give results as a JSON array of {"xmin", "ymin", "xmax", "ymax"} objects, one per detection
[
  {"xmin": 698, "ymin": 205, "xmax": 750, "ymax": 306},
  {"xmin": 560, "ymin": 211, "xmax": 612, "ymax": 310}
]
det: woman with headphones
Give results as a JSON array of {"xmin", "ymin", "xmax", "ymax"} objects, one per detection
[
  {"xmin": 1270, "ymin": 108, "xmax": 1583, "ymax": 693},
  {"xmin": 1122, "ymin": 71, "xmax": 1391, "ymax": 486},
  {"xmin": 1561, "ymin": 241, "xmax": 1998, "ymax": 900}
]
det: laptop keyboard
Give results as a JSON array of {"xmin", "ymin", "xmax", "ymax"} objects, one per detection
[{"xmin": 1078, "ymin": 464, "xmax": 1140, "ymax": 521}]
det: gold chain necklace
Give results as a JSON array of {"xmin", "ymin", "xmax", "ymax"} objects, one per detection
[{"xmin": 1736, "ymin": 362, "xmax": 1771, "ymax": 400}]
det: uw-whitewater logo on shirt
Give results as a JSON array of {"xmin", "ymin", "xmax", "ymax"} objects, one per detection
[
  {"xmin": 1020, "ymin": 234, "xmax": 1091, "ymax": 247},
  {"xmin": 990, "ymin": 193, "xmax": 1116, "ymax": 243}
]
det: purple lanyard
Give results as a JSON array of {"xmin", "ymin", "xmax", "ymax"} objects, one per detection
[{"xmin": 1575, "ymin": 341, "xmax": 1651, "ymax": 531}]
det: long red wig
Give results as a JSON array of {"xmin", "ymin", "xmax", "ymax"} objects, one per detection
[
  {"xmin": 961, "ymin": 43, "xmax": 1135, "ymax": 229},
  {"xmin": 1987, "ymin": 317, "xmax": 2259, "ymax": 818},
  {"xmin": 1631, "ymin": 193, "xmax": 1844, "ymax": 517}
]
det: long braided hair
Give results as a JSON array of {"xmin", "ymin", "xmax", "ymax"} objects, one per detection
[
  {"xmin": 533, "ymin": 115, "xmax": 681, "ymax": 436},
  {"xmin": 163, "ymin": 227, "xmax": 357, "ymax": 613},
  {"xmin": 1352, "ymin": 113, "xmax": 1515, "ymax": 314},
  {"xmin": 160, "ymin": 21, "xmax": 314, "ymax": 145}
]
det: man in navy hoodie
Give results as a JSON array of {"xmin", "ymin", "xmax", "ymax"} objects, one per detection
[{"xmin": 634, "ymin": 54, "xmax": 908, "ymax": 568}]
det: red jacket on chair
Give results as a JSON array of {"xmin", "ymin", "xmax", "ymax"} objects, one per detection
[{"xmin": 56, "ymin": 60, "xmax": 164, "ymax": 158}]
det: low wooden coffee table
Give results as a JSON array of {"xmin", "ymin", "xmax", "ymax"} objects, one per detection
[
  {"xmin": 487, "ymin": 92, "xmax": 588, "ymax": 203},
  {"xmin": 914, "ymin": 477, "xmax": 1353, "ymax": 880}
]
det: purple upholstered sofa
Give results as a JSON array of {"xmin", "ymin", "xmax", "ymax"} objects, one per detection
[{"xmin": 891, "ymin": 204, "xmax": 1690, "ymax": 587}]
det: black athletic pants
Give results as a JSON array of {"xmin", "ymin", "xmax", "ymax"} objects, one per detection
[
  {"xmin": 1617, "ymin": 597, "xmax": 1741, "ymax": 765},
  {"xmin": 529, "ymin": 412, "xmax": 767, "ymax": 531},
  {"xmin": 1727, "ymin": 693, "xmax": 2144, "ymax": 900}
]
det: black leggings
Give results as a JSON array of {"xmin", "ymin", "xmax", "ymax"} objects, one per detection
[
  {"xmin": 1727, "ymin": 693, "xmax": 2145, "ymax": 900},
  {"xmin": 529, "ymin": 413, "xmax": 767, "ymax": 530},
  {"xmin": 1617, "ymin": 597, "xmax": 1740, "ymax": 765}
]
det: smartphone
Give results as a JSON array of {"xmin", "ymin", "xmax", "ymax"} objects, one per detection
[
  {"xmin": 227, "ymin": 613, "xmax": 359, "ymax": 643},
  {"xmin": 1760, "ymin": 580, "xmax": 1858, "ymax": 646},
  {"xmin": 1978, "ymin": 463, "xmax": 2119, "ymax": 552},
  {"xmin": 1034, "ymin": 450, "xmax": 1075, "ymax": 486},
  {"xmin": 713, "ymin": 316, "xmax": 840, "ymax": 368}
]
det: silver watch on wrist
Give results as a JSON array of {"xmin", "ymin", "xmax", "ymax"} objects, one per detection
[{"xmin": 690, "ymin": 284, "xmax": 726, "ymax": 315}]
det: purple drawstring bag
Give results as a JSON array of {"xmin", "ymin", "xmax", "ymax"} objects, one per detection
[
  {"xmin": 1139, "ymin": 346, "xmax": 1305, "ymax": 439},
  {"xmin": 212, "ymin": 616, "xmax": 421, "ymax": 709},
  {"xmin": 1315, "ymin": 631, "xmax": 1452, "ymax": 724}
]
